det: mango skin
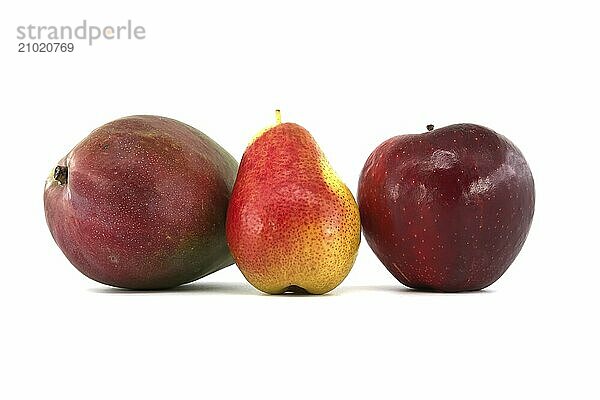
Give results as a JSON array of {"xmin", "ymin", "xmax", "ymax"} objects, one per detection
[
  {"xmin": 226, "ymin": 123, "xmax": 360, "ymax": 295},
  {"xmin": 44, "ymin": 115, "xmax": 238, "ymax": 289}
]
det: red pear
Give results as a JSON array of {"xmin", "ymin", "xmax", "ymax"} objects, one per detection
[{"xmin": 226, "ymin": 114, "xmax": 361, "ymax": 295}]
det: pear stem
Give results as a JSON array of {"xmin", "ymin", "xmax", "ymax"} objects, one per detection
[
  {"xmin": 275, "ymin": 109, "xmax": 282, "ymax": 124},
  {"xmin": 427, "ymin": 124, "xmax": 434, "ymax": 131}
]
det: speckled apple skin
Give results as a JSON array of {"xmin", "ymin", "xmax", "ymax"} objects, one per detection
[
  {"xmin": 358, "ymin": 124, "xmax": 535, "ymax": 292},
  {"xmin": 44, "ymin": 115, "xmax": 238, "ymax": 289},
  {"xmin": 226, "ymin": 123, "xmax": 361, "ymax": 295}
]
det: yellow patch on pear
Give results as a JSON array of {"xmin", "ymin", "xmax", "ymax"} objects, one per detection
[{"xmin": 239, "ymin": 216, "xmax": 360, "ymax": 294}]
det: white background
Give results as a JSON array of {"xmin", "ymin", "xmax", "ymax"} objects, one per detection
[{"xmin": 1, "ymin": 1, "xmax": 598, "ymax": 398}]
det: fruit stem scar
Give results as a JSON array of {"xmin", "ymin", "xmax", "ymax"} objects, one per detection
[
  {"xmin": 54, "ymin": 165, "xmax": 68, "ymax": 185},
  {"xmin": 427, "ymin": 124, "xmax": 434, "ymax": 131},
  {"xmin": 275, "ymin": 109, "xmax": 282, "ymax": 124}
]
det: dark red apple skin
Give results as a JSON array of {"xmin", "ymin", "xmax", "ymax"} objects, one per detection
[
  {"xmin": 44, "ymin": 116, "xmax": 238, "ymax": 289},
  {"xmin": 358, "ymin": 124, "xmax": 534, "ymax": 292}
]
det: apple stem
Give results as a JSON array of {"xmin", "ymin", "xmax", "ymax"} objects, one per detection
[
  {"xmin": 54, "ymin": 165, "xmax": 68, "ymax": 185},
  {"xmin": 427, "ymin": 124, "xmax": 434, "ymax": 131},
  {"xmin": 275, "ymin": 109, "xmax": 282, "ymax": 124}
]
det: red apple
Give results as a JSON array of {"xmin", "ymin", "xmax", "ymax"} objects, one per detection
[{"xmin": 358, "ymin": 123, "xmax": 534, "ymax": 291}]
